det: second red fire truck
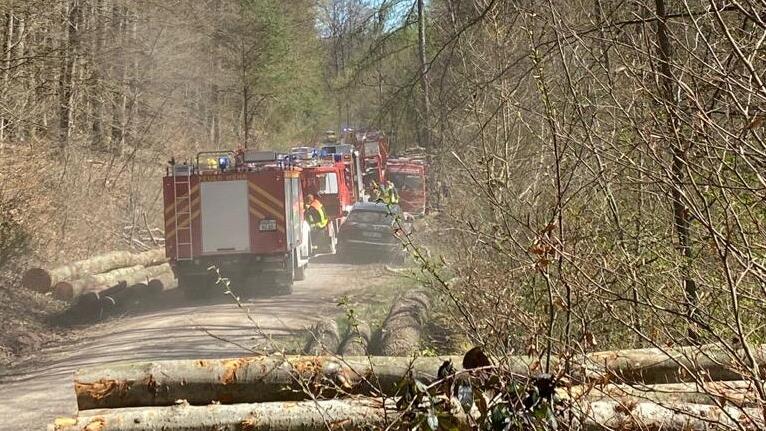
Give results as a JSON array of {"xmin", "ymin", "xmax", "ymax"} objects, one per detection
[{"xmin": 163, "ymin": 150, "xmax": 311, "ymax": 298}]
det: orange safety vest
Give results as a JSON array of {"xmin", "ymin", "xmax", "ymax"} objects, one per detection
[{"xmin": 307, "ymin": 199, "xmax": 329, "ymax": 229}]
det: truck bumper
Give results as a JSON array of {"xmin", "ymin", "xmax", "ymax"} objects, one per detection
[{"xmin": 173, "ymin": 253, "xmax": 290, "ymax": 279}]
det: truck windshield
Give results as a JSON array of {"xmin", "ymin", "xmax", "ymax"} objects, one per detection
[
  {"xmin": 389, "ymin": 173, "xmax": 424, "ymax": 192},
  {"xmin": 317, "ymin": 173, "xmax": 339, "ymax": 194},
  {"xmin": 348, "ymin": 210, "xmax": 395, "ymax": 224}
]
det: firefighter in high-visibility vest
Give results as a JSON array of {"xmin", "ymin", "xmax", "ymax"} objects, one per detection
[
  {"xmin": 369, "ymin": 181, "xmax": 382, "ymax": 202},
  {"xmin": 304, "ymin": 193, "xmax": 328, "ymax": 231},
  {"xmin": 379, "ymin": 180, "xmax": 400, "ymax": 205}
]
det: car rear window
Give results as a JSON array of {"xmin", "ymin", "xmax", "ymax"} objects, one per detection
[{"xmin": 348, "ymin": 210, "xmax": 395, "ymax": 224}]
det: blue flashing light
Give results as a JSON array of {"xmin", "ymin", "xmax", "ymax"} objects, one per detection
[{"xmin": 218, "ymin": 156, "xmax": 229, "ymax": 171}]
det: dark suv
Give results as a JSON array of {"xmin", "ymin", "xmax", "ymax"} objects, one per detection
[{"xmin": 336, "ymin": 202, "xmax": 411, "ymax": 261}]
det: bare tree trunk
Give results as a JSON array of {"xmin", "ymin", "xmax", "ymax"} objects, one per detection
[
  {"xmin": 110, "ymin": 2, "xmax": 126, "ymax": 154},
  {"xmin": 653, "ymin": 0, "xmax": 697, "ymax": 341},
  {"xmin": 90, "ymin": 0, "xmax": 106, "ymax": 150},
  {"xmin": 58, "ymin": 0, "xmax": 81, "ymax": 149},
  {"xmin": 417, "ymin": 0, "xmax": 430, "ymax": 152},
  {"xmin": 1, "ymin": 12, "xmax": 14, "ymax": 143}
]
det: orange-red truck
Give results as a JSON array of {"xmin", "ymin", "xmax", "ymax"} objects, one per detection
[
  {"xmin": 163, "ymin": 150, "xmax": 310, "ymax": 298},
  {"xmin": 387, "ymin": 157, "xmax": 427, "ymax": 216},
  {"xmin": 295, "ymin": 146, "xmax": 365, "ymax": 254}
]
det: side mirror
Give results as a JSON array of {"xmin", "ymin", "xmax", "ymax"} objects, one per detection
[{"xmin": 342, "ymin": 210, "xmax": 349, "ymax": 217}]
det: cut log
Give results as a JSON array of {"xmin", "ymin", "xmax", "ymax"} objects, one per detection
[
  {"xmin": 22, "ymin": 249, "xmax": 166, "ymax": 293},
  {"xmin": 581, "ymin": 344, "xmax": 766, "ymax": 385},
  {"xmin": 59, "ymin": 280, "xmax": 150, "ymax": 324},
  {"xmin": 379, "ymin": 289, "xmax": 430, "ymax": 356},
  {"xmin": 575, "ymin": 400, "xmax": 762, "ymax": 431},
  {"xmin": 53, "ymin": 265, "xmax": 145, "ymax": 300},
  {"xmin": 146, "ymin": 271, "xmax": 177, "ymax": 295},
  {"xmin": 568, "ymin": 380, "xmax": 762, "ymax": 407},
  {"xmin": 51, "ymin": 398, "xmax": 763, "ymax": 431},
  {"xmin": 340, "ymin": 322, "xmax": 371, "ymax": 356},
  {"xmin": 73, "ymin": 354, "xmax": 542, "ymax": 410},
  {"xmin": 303, "ymin": 319, "xmax": 341, "ymax": 355},
  {"xmin": 53, "ymin": 263, "xmax": 172, "ymax": 301},
  {"xmin": 50, "ymin": 398, "xmax": 401, "ymax": 431}
]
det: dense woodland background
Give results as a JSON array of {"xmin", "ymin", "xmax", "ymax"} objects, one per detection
[{"xmin": 2, "ymin": 0, "xmax": 766, "ymax": 366}]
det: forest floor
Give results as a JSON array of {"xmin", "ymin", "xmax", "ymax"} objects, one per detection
[
  {"xmin": 0, "ymin": 261, "xmax": 407, "ymax": 431},
  {"xmin": 0, "ymin": 270, "xmax": 71, "ymax": 369}
]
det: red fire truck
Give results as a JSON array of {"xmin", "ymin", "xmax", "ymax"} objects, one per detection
[
  {"xmin": 292, "ymin": 146, "xmax": 365, "ymax": 255},
  {"xmin": 387, "ymin": 157, "xmax": 428, "ymax": 216},
  {"xmin": 163, "ymin": 150, "xmax": 310, "ymax": 298},
  {"xmin": 348, "ymin": 129, "xmax": 390, "ymax": 190}
]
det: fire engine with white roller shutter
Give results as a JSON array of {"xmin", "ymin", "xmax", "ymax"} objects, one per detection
[{"xmin": 162, "ymin": 150, "xmax": 310, "ymax": 298}]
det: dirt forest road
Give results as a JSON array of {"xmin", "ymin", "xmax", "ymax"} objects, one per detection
[{"xmin": 0, "ymin": 262, "xmax": 398, "ymax": 431}]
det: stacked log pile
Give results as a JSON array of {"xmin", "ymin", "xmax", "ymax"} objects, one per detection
[
  {"xmin": 50, "ymin": 345, "xmax": 766, "ymax": 430},
  {"xmin": 22, "ymin": 249, "xmax": 178, "ymax": 323},
  {"xmin": 22, "ymin": 249, "xmax": 166, "ymax": 293}
]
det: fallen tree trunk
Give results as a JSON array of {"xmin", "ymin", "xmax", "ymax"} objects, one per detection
[
  {"xmin": 51, "ymin": 398, "xmax": 402, "ymax": 431},
  {"xmin": 575, "ymin": 399, "xmax": 762, "ymax": 431},
  {"xmin": 379, "ymin": 289, "xmax": 430, "ymax": 356},
  {"xmin": 303, "ymin": 320, "xmax": 341, "ymax": 355},
  {"xmin": 568, "ymin": 380, "xmax": 762, "ymax": 407},
  {"xmin": 22, "ymin": 249, "xmax": 166, "ymax": 293},
  {"xmin": 52, "ymin": 397, "xmax": 762, "ymax": 431},
  {"xmin": 74, "ymin": 354, "xmax": 542, "ymax": 410},
  {"xmin": 53, "ymin": 263, "xmax": 172, "ymax": 301},
  {"xmin": 340, "ymin": 322, "xmax": 371, "ymax": 356},
  {"xmin": 581, "ymin": 344, "xmax": 766, "ymax": 385}
]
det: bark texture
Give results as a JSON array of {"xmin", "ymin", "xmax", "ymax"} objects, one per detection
[
  {"xmin": 339, "ymin": 322, "xmax": 371, "ymax": 356},
  {"xmin": 380, "ymin": 289, "xmax": 429, "ymax": 356},
  {"xmin": 51, "ymin": 398, "xmax": 399, "ymax": 431},
  {"xmin": 22, "ymin": 249, "xmax": 166, "ymax": 292},
  {"xmin": 51, "ymin": 397, "xmax": 763, "ymax": 431},
  {"xmin": 582, "ymin": 344, "xmax": 766, "ymax": 384},
  {"xmin": 575, "ymin": 400, "xmax": 762, "ymax": 430},
  {"xmin": 74, "ymin": 354, "xmax": 548, "ymax": 409},
  {"xmin": 569, "ymin": 380, "xmax": 761, "ymax": 407},
  {"xmin": 303, "ymin": 319, "xmax": 341, "ymax": 355}
]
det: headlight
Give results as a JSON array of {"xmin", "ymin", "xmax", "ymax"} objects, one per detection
[{"xmin": 259, "ymin": 219, "xmax": 277, "ymax": 231}]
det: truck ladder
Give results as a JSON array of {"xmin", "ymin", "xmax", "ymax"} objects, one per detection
[{"xmin": 173, "ymin": 166, "xmax": 194, "ymax": 261}]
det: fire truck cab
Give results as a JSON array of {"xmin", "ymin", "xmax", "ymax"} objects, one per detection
[
  {"xmin": 349, "ymin": 129, "xmax": 390, "ymax": 192},
  {"xmin": 163, "ymin": 150, "xmax": 310, "ymax": 298},
  {"xmin": 387, "ymin": 157, "xmax": 428, "ymax": 216}
]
